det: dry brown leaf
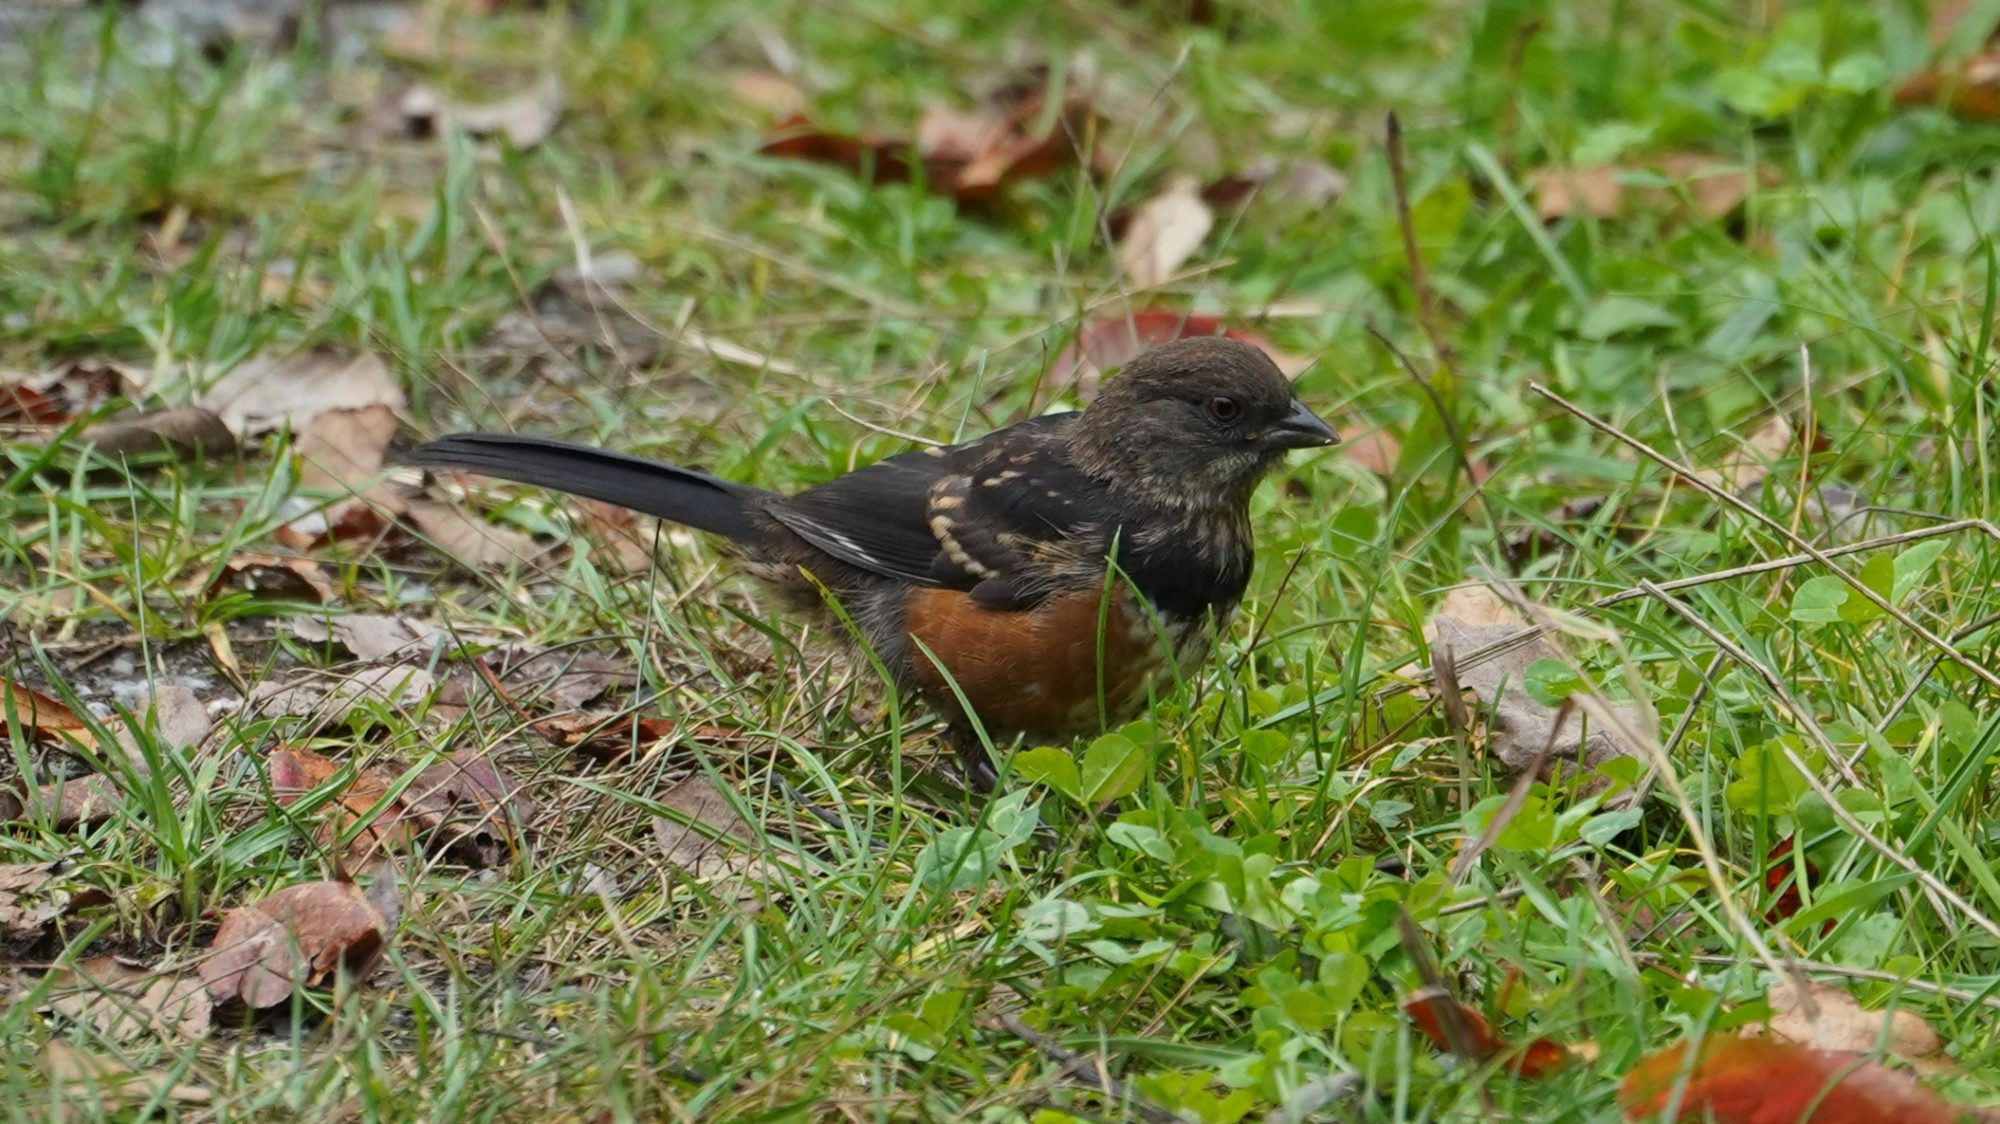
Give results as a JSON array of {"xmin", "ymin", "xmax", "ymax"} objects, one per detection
[
  {"xmin": 197, "ymin": 878, "xmax": 392, "ymax": 1008},
  {"xmin": 267, "ymin": 746, "xmax": 415, "ymax": 859},
  {"xmin": 296, "ymin": 403, "xmax": 398, "ymax": 493},
  {"xmin": 762, "ymin": 78, "xmax": 1096, "ymax": 204},
  {"xmin": 533, "ymin": 711, "xmax": 688, "ymax": 758},
  {"xmin": 246, "ymin": 665, "xmax": 436, "ymax": 725},
  {"xmin": 1534, "ymin": 166, "xmax": 1623, "ymax": 222},
  {"xmin": 1425, "ymin": 586, "xmax": 1645, "ymax": 774},
  {"xmin": 209, "ymin": 553, "xmax": 338, "ymax": 603},
  {"xmin": 0, "ymin": 861, "xmax": 108, "ymax": 941},
  {"xmin": 438, "ymin": 646, "xmax": 634, "ymax": 711},
  {"xmin": 78, "ymin": 407, "xmax": 235, "ymax": 462},
  {"xmin": 1117, "ymin": 174, "xmax": 1214, "ymax": 289},
  {"xmin": 1767, "ymin": 982, "xmax": 1955, "ymax": 1078},
  {"xmin": 401, "ymin": 750, "xmax": 535, "ymax": 866},
  {"xmin": 0, "ymin": 359, "xmax": 146, "ymax": 426},
  {"xmin": 1706, "ymin": 414, "xmax": 1795, "ymax": 494},
  {"xmin": 290, "ymin": 614, "xmax": 443, "ymax": 663},
  {"xmin": 200, "ymin": 348, "xmax": 404, "ymax": 439},
  {"xmin": 402, "ymin": 76, "xmax": 564, "ymax": 149},
  {"xmin": 9, "ymin": 685, "xmax": 210, "ymax": 828},
  {"xmin": 402, "ymin": 496, "xmax": 554, "ymax": 570},
  {"xmin": 578, "ymin": 499, "xmax": 661, "ymax": 573},
  {"xmin": 41, "ymin": 956, "xmax": 212, "ymax": 1044},
  {"xmin": 1534, "ymin": 155, "xmax": 1768, "ymax": 223},
  {"xmin": 108, "ymin": 684, "xmax": 211, "ymax": 758},
  {"xmin": 0, "ymin": 679, "xmax": 93, "ymax": 747},
  {"xmin": 1897, "ymin": 26, "xmax": 2000, "ymax": 120},
  {"xmin": 1338, "ymin": 424, "xmax": 1401, "ymax": 476},
  {"xmin": 41, "ymin": 1040, "xmax": 212, "ymax": 1107},
  {"xmin": 727, "ymin": 69, "xmax": 806, "ymax": 116},
  {"xmin": 1620, "ymin": 1035, "xmax": 1984, "ymax": 1124},
  {"xmin": 652, "ymin": 774, "xmax": 782, "ymax": 880}
]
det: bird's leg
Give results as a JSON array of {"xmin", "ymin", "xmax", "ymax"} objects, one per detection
[{"xmin": 946, "ymin": 725, "xmax": 1001, "ymax": 793}]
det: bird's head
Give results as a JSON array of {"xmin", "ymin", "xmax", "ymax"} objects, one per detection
[{"xmin": 1073, "ymin": 336, "xmax": 1338, "ymax": 511}]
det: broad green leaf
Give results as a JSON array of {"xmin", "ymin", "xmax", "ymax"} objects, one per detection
[
  {"xmin": 1106, "ymin": 822, "xmax": 1174, "ymax": 861},
  {"xmin": 1081, "ymin": 732, "xmax": 1146, "ymax": 803},
  {"xmin": 1014, "ymin": 746, "xmax": 1081, "ymax": 802},
  {"xmin": 1579, "ymin": 295, "xmax": 1679, "ymax": 339},
  {"xmin": 1523, "ymin": 658, "xmax": 1583, "ymax": 707},
  {"xmin": 1790, "ymin": 574, "xmax": 1881, "ymax": 624},
  {"xmin": 1892, "ymin": 539, "xmax": 1949, "ymax": 603},
  {"xmin": 1858, "ymin": 553, "xmax": 1894, "ymax": 602}
]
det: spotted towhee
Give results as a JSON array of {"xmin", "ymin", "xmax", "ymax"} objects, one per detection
[{"xmin": 407, "ymin": 337, "xmax": 1337, "ymax": 782}]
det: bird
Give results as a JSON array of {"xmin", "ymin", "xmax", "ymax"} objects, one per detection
[{"xmin": 404, "ymin": 336, "xmax": 1338, "ymax": 785}]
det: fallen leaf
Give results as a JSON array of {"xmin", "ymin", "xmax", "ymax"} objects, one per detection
[
  {"xmin": 107, "ymin": 683, "xmax": 211, "ymax": 758},
  {"xmin": 1534, "ymin": 166, "xmax": 1622, "ymax": 222},
  {"xmin": 1705, "ymin": 414, "xmax": 1796, "ymax": 495},
  {"xmin": 296, "ymin": 403, "xmax": 398, "ymax": 494},
  {"xmin": 400, "ymin": 750, "xmax": 535, "ymax": 866},
  {"xmin": 1402, "ymin": 988, "xmax": 1570, "ymax": 1078},
  {"xmin": 246, "ymin": 665, "xmax": 436, "ymax": 726},
  {"xmin": 651, "ymin": 773, "xmax": 784, "ymax": 880},
  {"xmin": 41, "ymin": 956, "xmax": 212, "ymax": 1044},
  {"xmin": 1116, "ymin": 174, "xmax": 1214, "ymax": 288},
  {"xmin": 266, "ymin": 746, "xmax": 414, "ymax": 860},
  {"xmin": 762, "ymin": 77, "xmax": 1096, "ymax": 204},
  {"xmin": 0, "ymin": 359, "xmax": 145, "ymax": 426},
  {"xmin": 0, "ymin": 861, "xmax": 109, "ymax": 941},
  {"xmin": 1620, "ymin": 1036, "xmax": 1974, "ymax": 1124},
  {"xmin": 402, "ymin": 497, "xmax": 555, "ymax": 571},
  {"xmin": 438, "ymin": 646, "xmax": 634, "ymax": 711},
  {"xmin": 21, "ymin": 775, "xmax": 124, "ymax": 829},
  {"xmin": 0, "ymin": 679, "xmax": 93, "ymax": 747},
  {"xmin": 208, "ymin": 553, "xmax": 338, "ymax": 603},
  {"xmin": 8, "ymin": 685, "xmax": 211, "ymax": 828},
  {"xmin": 727, "ymin": 68, "xmax": 806, "ymax": 116},
  {"xmin": 40, "ymin": 1040, "xmax": 212, "ymax": 1107},
  {"xmin": 533, "ymin": 711, "xmax": 685, "ymax": 758},
  {"xmin": 200, "ymin": 348, "xmax": 404, "ymax": 439},
  {"xmin": 77, "ymin": 407, "xmax": 235, "ymax": 462},
  {"xmin": 1050, "ymin": 310, "xmax": 1304, "ymax": 399},
  {"xmin": 290, "ymin": 614, "xmax": 443, "ymax": 663},
  {"xmin": 1338, "ymin": 424, "xmax": 1401, "ymax": 476},
  {"xmin": 1897, "ymin": 41, "xmax": 2000, "ymax": 120},
  {"xmin": 401, "ymin": 75, "xmax": 565, "ymax": 149},
  {"xmin": 1766, "ymin": 982, "xmax": 1953, "ymax": 1077},
  {"xmin": 1425, "ymin": 585, "xmax": 1647, "ymax": 774},
  {"xmin": 197, "ymin": 878, "xmax": 393, "ymax": 1008},
  {"xmin": 1534, "ymin": 154, "xmax": 1770, "ymax": 223}
]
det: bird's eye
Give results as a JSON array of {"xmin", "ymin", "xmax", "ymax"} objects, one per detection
[{"xmin": 1206, "ymin": 396, "xmax": 1242, "ymax": 423}]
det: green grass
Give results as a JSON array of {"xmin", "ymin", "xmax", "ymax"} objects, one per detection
[{"xmin": 5, "ymin": 0, "xmax": 2000, "ymax": 1119}]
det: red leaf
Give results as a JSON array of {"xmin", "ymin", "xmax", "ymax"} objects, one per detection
[
  {"xmin": 1621, "ymin": 1037, "xmax": 1967, "ymax": 1124},
  {"xmin": 1402, "ymin": 989, "xmax": 1570, "ymax": 1078},
  {"xmin": 761, "ymin": 80, "xmax": 1096, "ymax": 203},
  {"xmin": 197, "ymin": 879, "xmax": 392, "ymax": 1008},
  {"xmin": 267, "ymin": 747, "xmax": 414, "ymax": 860},
  {"xmin": 0, "ymin": 679, "xmax": 92, "ymax": 746}
]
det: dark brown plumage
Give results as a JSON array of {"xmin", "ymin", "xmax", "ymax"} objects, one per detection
[{"xmin": 404, "ymin": 337, "xmax": 1337, "ymax": 783}]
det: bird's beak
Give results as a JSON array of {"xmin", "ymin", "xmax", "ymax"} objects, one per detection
[{"xmin": 1258, "ymin": 400, "xmax": 1340, "ymax": 450}]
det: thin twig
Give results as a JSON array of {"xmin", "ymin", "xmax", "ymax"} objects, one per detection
[
  {"xmin": 1384, "ymin": 112, "xmax": 1453, "ymax": 374},
  {"xmin": 1530, "ymin": 382, "xmax": 2000, "ymax": 692},
  {"xmin": 994, "ymin": 1013, "xmax": 1179, "ymax": 1124},
  {"xmin": 1640, "ymin": 581, "xmax": 2000, "ymax": 945}
]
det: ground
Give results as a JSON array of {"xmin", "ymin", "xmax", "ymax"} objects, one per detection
[{"xmin": 4, "ymin": 0, "xmax": 2000, "ymax": 1121}]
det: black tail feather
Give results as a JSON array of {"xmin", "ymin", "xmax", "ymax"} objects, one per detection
[{"xmin": 403, "ymin": 433, "xmax": 770, "ymax": 544}]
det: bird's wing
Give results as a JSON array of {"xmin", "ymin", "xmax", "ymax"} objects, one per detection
[{"xmin": 766, "ymin": 413, "xmax": 1091, "ymax": 603}]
